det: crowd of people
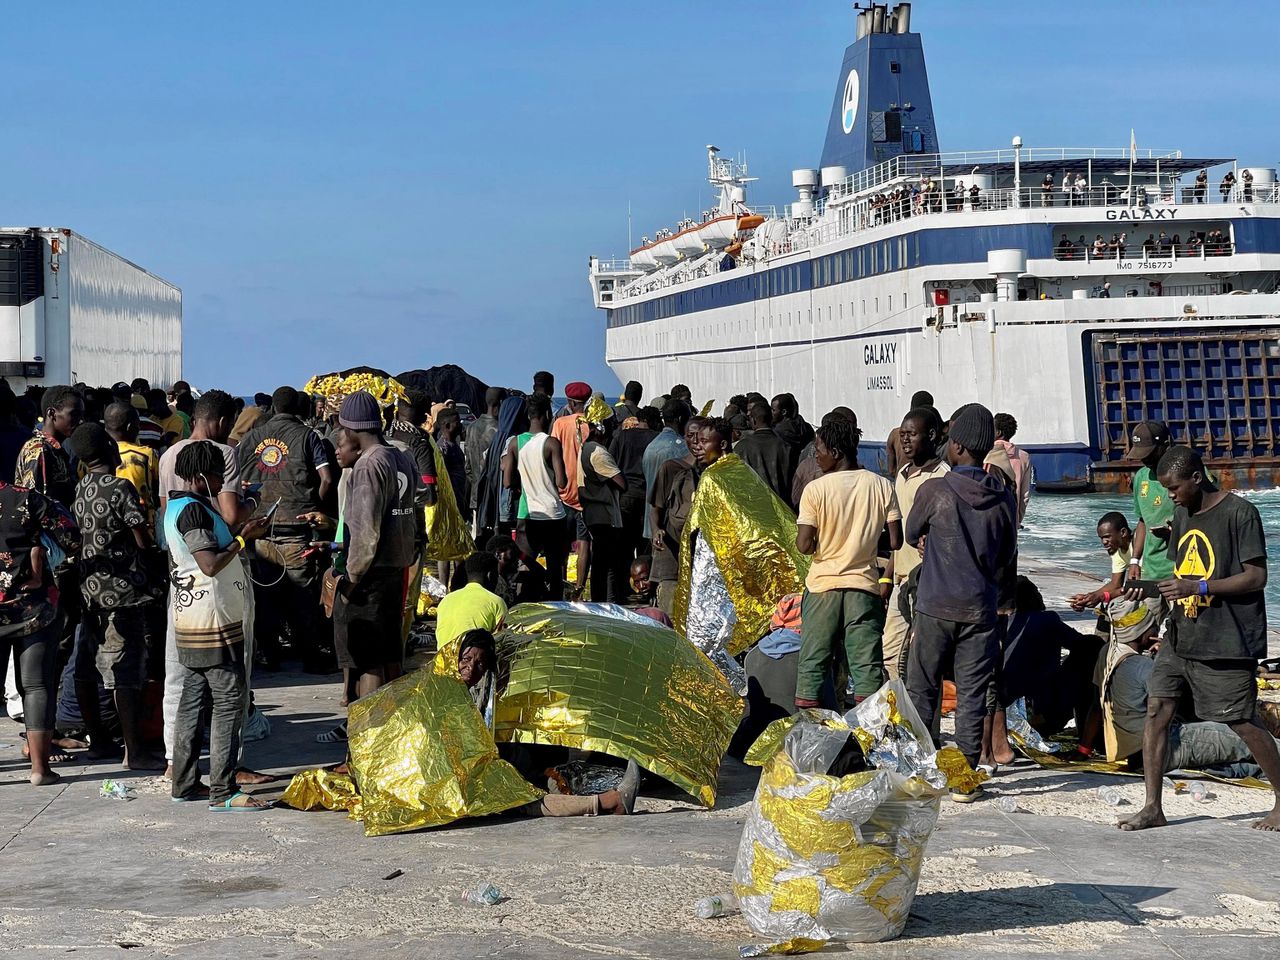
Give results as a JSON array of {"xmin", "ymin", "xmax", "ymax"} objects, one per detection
[
  {"xmin": 869, "ymin": 176, "xmax": 982, "ymax": 226},
  {"xmin": 1054, "ymin": 227, "xmax": 1233, "ymax": 262},
  {"xmin": 1, "ymin": 369, "xmax": 1276, "ymax": 832}
]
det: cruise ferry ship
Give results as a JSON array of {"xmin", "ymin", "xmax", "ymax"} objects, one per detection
[{"xmin": 587, "ymin": 3, "xmax": 1280, "ymax": 490}]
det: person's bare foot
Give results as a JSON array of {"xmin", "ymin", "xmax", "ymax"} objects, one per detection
[
  {"xmin": 23, "ymin": 744, "xmax": 75, "ymax": 763},
  {"xmin": 30, "ymin": 770, "xmax": 61, "ymax": 786},
  {"xmin": 992, "ymin": 747, "xmax": 1016, "ymax": 765},
  {"xmin": 235, "ymin": 768, "xmax": 275, "ymax": 785},
  {"xmin": 163, "ymin": 763, "xmax": 173, "ymax": 781},
  {"xmin": 1251, "ymin": 804, "xmax": 1280, "ymax": 832},
  {"xmin": 1118, "ymin": 805, "xmax": 1168, "ymax": 831},
  {"xmin": 124, "ymin": 752, "xmax": 167, "ymax": 772},
  {"xmin": 327, "ymin": 761, "xmax": 350, "ymax": 776}
]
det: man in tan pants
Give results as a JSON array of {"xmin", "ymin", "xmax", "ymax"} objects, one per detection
[{"xmin": 882, "ymin": 409, "xmax": 949, "ymax": 678}]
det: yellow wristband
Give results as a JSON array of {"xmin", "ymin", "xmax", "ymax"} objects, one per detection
[
  {"xmin": 234, "ymin": 535, "xmax": 247, "ymax": 551},
  {"xmin": 878, "ymin": 577, "xmax": 893, "ymax": 585}
]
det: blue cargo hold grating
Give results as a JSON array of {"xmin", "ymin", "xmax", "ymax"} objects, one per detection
[{"xmin": 1089, "ymin": 328, "xmax": 1280, "ymax": 462}]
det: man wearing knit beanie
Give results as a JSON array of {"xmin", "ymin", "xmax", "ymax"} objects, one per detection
[
  {"xmin": 332, "ymin": 390, "xmax": 419, "ymax": 712},
  {"xmin": 903, "ymin": 401, "xmax": 1017, "ymax": 802}
]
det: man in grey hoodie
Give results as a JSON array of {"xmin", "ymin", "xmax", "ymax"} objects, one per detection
[
  {"xmin": 333, "ymin": 391, "xmax": 419, "ymax": 702},
  {"xmin": 904, "ymin": 403, "xmax": 1017, "ymax": 801}
]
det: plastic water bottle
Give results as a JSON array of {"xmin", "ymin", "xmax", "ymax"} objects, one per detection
[
  {"xmin": 99, "ymin": 779, "xmax": 134, "ymax": 801},
  {"xmin": 461, "ymin": 882, "xmax": 502, "ymax": 906},
  {"xmin": 1096, "ymin": 785, "xmax": 1123, "ymax": 806},
  {"xmin": 997, "ymin": 796, "xmax": 1019, "ymax": 814},
  {"xmin": 695, "ymin": 893, "xmax": 739, "ymax": 919},
  {"xmin": 1189, "ymin": 782, "xmax": 1212, "ymax": 802}
]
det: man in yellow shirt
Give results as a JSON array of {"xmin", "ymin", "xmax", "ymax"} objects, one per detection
[
  {"xmin": 794, "ymin": 419, "xmax": 902, "ymax": 708},
  {"xmin": 436, "ymin": 553, "xmax": 508, "ymax": 650},
  {"xmin": 105, "ymin": 402, "xmax": 159, "ymax": 527}
]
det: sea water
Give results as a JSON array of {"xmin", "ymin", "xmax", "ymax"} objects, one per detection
[{"xmin": 1019, "ymin": 488, "xmax": 1280, "ymax": 624}]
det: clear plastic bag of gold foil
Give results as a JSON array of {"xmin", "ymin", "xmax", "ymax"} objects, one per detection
[{"xmin": 734, "ymin": 687, "xmax": 945, "ymax": 948}]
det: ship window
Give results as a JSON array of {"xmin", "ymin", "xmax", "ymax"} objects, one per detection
[
  {"xmin": 875, "ymin": 297, "xmax": 880, "ymax": 312},
  {"xmin": 889, "ymin": 295, "xmax": 893, "ymax": 311}
]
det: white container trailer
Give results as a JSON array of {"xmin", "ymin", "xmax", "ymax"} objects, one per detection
[{"xmin": 0, "ymin": 227, "xmax": 181, "ymax": 391}]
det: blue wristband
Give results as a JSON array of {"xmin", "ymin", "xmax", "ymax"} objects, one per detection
[{"xmin": 1198, "ymin": 579, "xmax": 1209, "ymax": 597}]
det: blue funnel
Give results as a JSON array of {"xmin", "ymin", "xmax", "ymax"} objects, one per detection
[{"xmin": 819, "ymin": 3, "xmax": 938, "ymax": 175}]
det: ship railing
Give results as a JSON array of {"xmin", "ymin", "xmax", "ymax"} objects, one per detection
[
  {"xmin": 979, "ymin": 183, "xmax": 1280, "ymax": 210},
  {"xmin": 831, "ymin": 147, "xmax": 1187, "ymax": 199},
  {"xmin": 593, "ymin": 258, "xmax": 642, "ymax": 273},
  {"xmin": 1050, "ymin": 242, "xmax": 1236, "ymax": 262}
]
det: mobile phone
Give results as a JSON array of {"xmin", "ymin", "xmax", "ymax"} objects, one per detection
[
  {"xmin": 1123, "ymin": 579, "xmax": 1163, "ymax": 598},
  {"xmin": 263, "ymin": 499, "xmax": 281, "ymax": 521}
]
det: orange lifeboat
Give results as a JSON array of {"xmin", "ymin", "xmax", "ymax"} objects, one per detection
[
  {"xmin": 724, "ymin": 241, "xmax": 743, "ymax": 257},
  {"xmin": 736, "ymin": 214, "xmax": 765, "ymax": 231}
]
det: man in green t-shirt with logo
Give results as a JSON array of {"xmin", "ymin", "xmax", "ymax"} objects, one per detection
[{"xmin": 1126, "ymin": 421, "xmax": 1175, "ymax": 581}]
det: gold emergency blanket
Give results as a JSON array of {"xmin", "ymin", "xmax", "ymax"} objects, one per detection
[
  {"xmin": 674, "ymin": 454, "xmax": 809, "ymax": 659},
  {"xmin": 436, "ymin": 603, "xmax": 743, "ymax": 806},
  {"xmin": 734, "ymin": 681, "xmax": 961, "ymax": 952},
  {"xmin": 280, "ymin": 768, "xmax": 362, "ymax": 815},
  {"xmin": 422, "ymin": 430, "xmax": 474, "ymax": 562},
  {"xmin": 345, "ymin": 668, "xmax": 543, "ymax": 837}
]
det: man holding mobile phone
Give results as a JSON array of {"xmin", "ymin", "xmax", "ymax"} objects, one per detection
[{"xmin": 1120, "ymin": 445, "xmax": 1280, "ymax": 833}]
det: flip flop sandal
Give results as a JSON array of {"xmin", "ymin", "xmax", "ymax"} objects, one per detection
[
  {"xmin": 172, "ymin": 793, "xmax": 210, "ymax": 803},
  {"xmin": 209, "ymin": 792, "xmax": 274, "ymax": 813},
  {"xmin": 316, "ymin": 723, "xmax": 348, "ymax": 744}
]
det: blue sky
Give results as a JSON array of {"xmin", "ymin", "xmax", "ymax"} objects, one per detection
[{"xmin": 3, "ymin": 1, "xmax": 1276, "ymax": 395}]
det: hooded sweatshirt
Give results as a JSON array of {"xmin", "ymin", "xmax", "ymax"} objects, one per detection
[{"xmin": 905, "ymin": 464, "xmax": 1017, "ymax": 624}]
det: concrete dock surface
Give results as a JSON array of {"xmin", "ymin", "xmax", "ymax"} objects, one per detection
[{"xmin": 2, "ymin": 554, "xmax": 1278, "ymax": 959}]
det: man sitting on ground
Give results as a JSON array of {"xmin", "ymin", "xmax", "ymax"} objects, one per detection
[
  {"xmin": 458, "ymin": 629, "xmax": 639, "ymax": 816},
  {"xmin": 1084, "ymin": 598, "xmax": 1280, "ymax": 778}
]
